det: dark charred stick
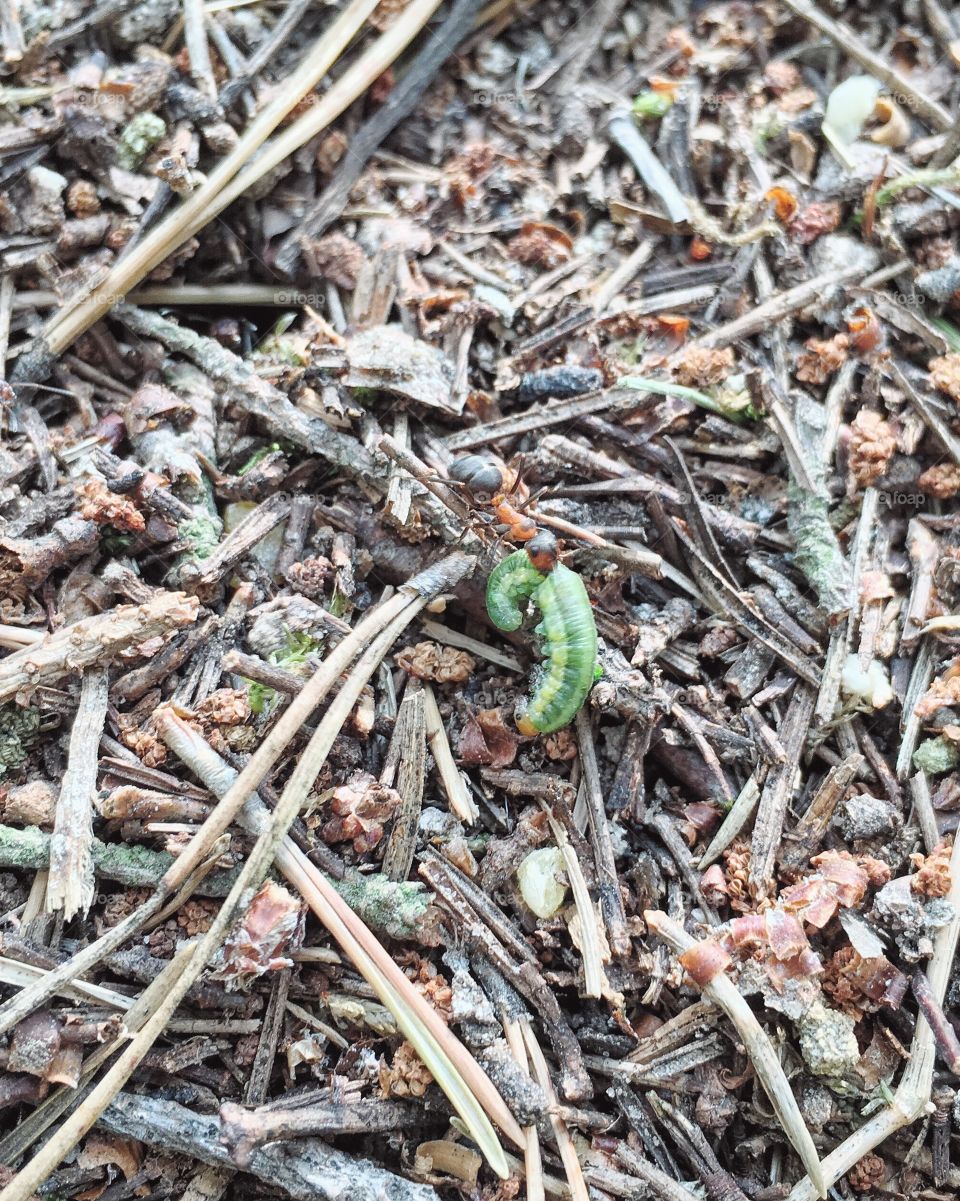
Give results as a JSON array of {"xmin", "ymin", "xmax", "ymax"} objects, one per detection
[
  {"xmin": 275, "ymin": 0, "xmax": 483, "ymax": 274},
  {"xmin": 648, "ymin": 812, "xmax": 719, "ymax": 926},
  {"xmin": 243, "ymin": 969, "xmax": 290, "ymax": 1107},
  {"xmin": 609, "ymin": 1081, "xmax": 682, "ymax": 1179},
  {"xmin": 608, "ymin": 722, "xmax": 653, "ymax": 821},
  {"xmin": 275, "ymin": 495, "xmax": 317, "ymax": 579},
  {"xmin": 912, "ymin": 971, "xmax": 960, "ymax": 1074},
  {"xmin": 113, "ymin": 617, "xmax": 215, "ymax": 704},
  {"xmin": 749, "ymin": 684, "xmax": 816, "ymax": 899},
  {"xmin": 931, "ymin": 1085, "xmax": 954, "ymax": 1186},
  {"xmin": 218, "ymin": 0, "xmax": 314, "ymax": 109}
]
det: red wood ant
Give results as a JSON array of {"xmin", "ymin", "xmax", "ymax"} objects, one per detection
[{"xmin": 447, "ymin": 453, "xmax": 558, "ymax": 571}]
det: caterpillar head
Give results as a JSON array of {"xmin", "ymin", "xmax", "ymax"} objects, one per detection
[{"xmin": 526, "ymin": 531, "xmax": 559, "ymax": 573}]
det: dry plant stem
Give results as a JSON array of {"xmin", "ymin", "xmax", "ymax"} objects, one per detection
[
  {"xmin": 274, "ymin": 0, "xmax": 483, "ymax": 271},
  {"xmin": 0, "ymin": 943, "xmax": 198, "ymax": 1201},
  {"xmin": 423, "ymin": 684, "xmax": 478, "ymax": 824},
  {"xmin": 46, "ymin": 667, "xmax": 109, "ymax": 920},
  {"xmin": 787, "ymin": 834, "xmax": 960, "ymax": 1200},
  {"xmin": 377, "ymin": 433, "xmax": 479, "ymax": 546},
  {"xmin": 780, "ymin": 0, "xmax": 952, "ymax": 131},
  {"xmin": 575, "ymin": 709, "xmax": 630, "ymax": 956},
  {"xmin": 165, "ymin": 600, "xmax": 519, "ymax": 1162},
  {"xmin": 42, "ymin": 0, "xmax": 382, "ymax": 354},
  {"xmin": 520, "ymin": 1020, "xmax": 590, "ymax": 1201},
  {"xmin": 908, "ymin": 772, "xmax": 940, "ymax": 854},
  {"xmin": 0, "ymin": 594, "xmax": 199, "ymax": 703},
  {"xmin": 644, "ymin": 911, "xmax": 826, "ymax": 1198},
  {"xmin": 420, "ymin": 618, "xmax": 522, "ymax": 672},
  {"xmin": 101, "ymin": 1091, "xmax": 434, "ymax": 1201},
  {"xmin": 0, "ymin": 930, "xmax": 205, "ymax": 1163},
  {"xmin": 540, "ymin": 806, "xmax": 605, "ymax": 999},
  {"xmin": 276, "ymin": 836, "xmax": 521, "ymax": 1169},
  {"xmin": 501, "ymin": 1016, "xmax": 545, "ymax": 1201},
  {"xmin": 699, "ymin": 774, "xmax": 761, "ymax": 869},
  {"xmin": 0, "ymin": 591, "xmax": 404, "ymax": 1038},
  {"xmin": 381, "ymin": 683, "xmax": 426, "ymax": 880},
  {"xmin": 183, "ymin": 0, "xmax": 216, "ymax": 96},
  {"xmin": 695, "ymin": 264, "xmax": 872, "ymax": 349},
  {"xmin": 748, "ymin": 685, "xmax": 816, "ymax": 898},
  {"xmin": 180, "ymin": 493, "xmax": 291, "ymax": 589},
  {"xmin": 912, "ymin": 970, "xmax": 960, "ymax": 1073},
  {"xmin": 779, "ymin": 753, "xmax": 864, "ymax": 872}
]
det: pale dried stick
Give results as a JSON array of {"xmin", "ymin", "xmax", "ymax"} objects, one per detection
[
  {"xmin": 644, "ymin": 911, "xmax": 826, "ymax": 1198},
  {"xmin": 0, "ymin": 594, "xmax": 199, "ymax": 703},
  {"xmin": 424, "ymin": 684, "xmax": 479, "ymax": 824},
  {"xmin": 0, "ymin": 943, "xmax": 199, "ymax": 1201},
  {"xmin": 42, "ymin": 0, "xmax": 379, "ymax": 355},
  {"xmin": 521, "ymin": 1020, "xmax": 590, "ymax": 1201},
  {"xmin": 0, "ymin": 585, "xmax": 410, "ymax": 1038},
  {"xmin": 161, "ymin": 593, "xmax": 521, "ymax": 1165},
  {"xmin": 541, "ymin": 805, "xmax": 605, "ymax": 1000},
  {"xmin": 0, "ymin": 624, "xmax": 42, "ymax": 649},
  {"xmin": 182, "ymin": 0, "xmax": 216, "ymax": 97},
  {"xmin": 419, "ymin": 618, "xmax": 523, "ymax": 672},
  {"xmin": 698, "ymin": 773, "xmax": 761, "ymax": 869},
  {"xmin": 47, "ymin": 668, "xmax": 109, "ymax": 920},
  {"xmin": 0, "ymin": 931, "xmax": 207, "ymax": 1164},
  {"xmin": 786, "ymin": 835, "xmax": 960, "ymax": 1201}
]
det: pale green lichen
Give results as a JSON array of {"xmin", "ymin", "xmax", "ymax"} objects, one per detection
[
  {"xmin": 913, "ymin": 736, "xmax": 960, "ymax": 775},
  {"xmin": 177, "ymin": 515, "xmax": 222, "ymax": 561},
  {"xmin": 0, "ymin": 705, "xmax": 41, "ymax": 775},
  {"xmin": 797, "ymin": 1001, "xmax": 859, "ymax": 1079},
  {"xmin": 117, "ymin": 113, "xmax": 166, "ymax": 170},
  {"xmin": 787, "ymin": 485, "xmax": 853, "ymax": 620},
  {"xmin": 246, "ymin": 631, "xmax": 324, "ymax": 715}
]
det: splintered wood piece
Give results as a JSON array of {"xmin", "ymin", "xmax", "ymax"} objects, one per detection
[{"xmin": 47, "ymin": 668, "xmax": 109, "ymax": 920}]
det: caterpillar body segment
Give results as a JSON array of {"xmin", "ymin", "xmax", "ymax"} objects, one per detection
[
  {"xmin": 485, "ymin": 550, "xmax": 547, "ymax": 632},
  {"xmin": 515, "ymin": 564, "xmax": 598, "ymax": 734}
]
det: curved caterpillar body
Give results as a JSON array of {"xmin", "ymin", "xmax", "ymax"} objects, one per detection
[
  {"xmin": 486, "ymin": 551, "xmax": 598, "ymax": 734},
  {"xmin": 485, "ymin": 550, "xmax": 546, "ymax": 631}
]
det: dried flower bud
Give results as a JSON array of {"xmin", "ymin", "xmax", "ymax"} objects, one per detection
[
  {"xmin": 910, "ymin": 841, "xmax": 952, "ymax": 898},
  {"xmin": 214, "ymin": 881, "xmax": 305, "ymax": 990}
]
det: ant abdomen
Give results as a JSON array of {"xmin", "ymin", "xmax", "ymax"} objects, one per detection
[{"xmin": 448, "ymin": 454, "xmax": 505, "ymax": 499}]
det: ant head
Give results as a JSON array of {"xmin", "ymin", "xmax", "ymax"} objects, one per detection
[
  {"xmin": 448, "ymin": 453, "xmax": 505, "ymax": 501},
  {"xmin": 526, "ymin": 531, "xmax": 559, "ymax": 573}
]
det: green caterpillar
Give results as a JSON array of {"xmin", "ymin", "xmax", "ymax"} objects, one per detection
[{"xmin": 485, "ymin": 549, "xmax": 598, "ymax": 734}]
